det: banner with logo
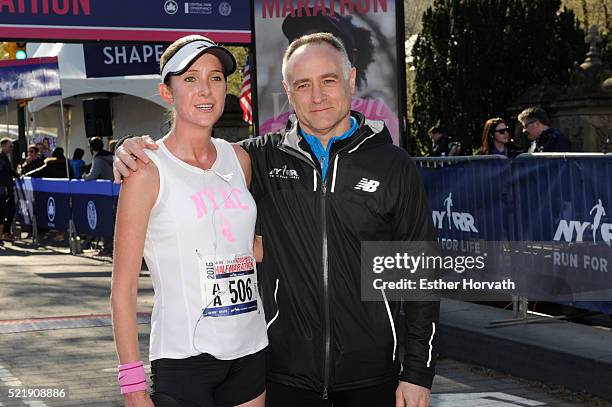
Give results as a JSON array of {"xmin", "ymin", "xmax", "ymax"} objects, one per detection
[
  {"xmin": 0, "ymin": 58, "xmax": 61, "ymax": 102},
  {"xmin": 512, "ymin": 157, "xmax": 612, "ymax": 243},
  {"xmin": 29, "ymin": 178, "xmax": 71, "ymax": 231},
  {"xmin": 253, "ymin": 0, "xmax": 403, "ymax": 145},
  {"xmin": 0, "ymin": 0, "xmax": 249, "ymax": 43},
  {"xmin": 83, "ymin": 43, "xmax": 166, "ymax": 78},
  {"xmin": 416, "ymin": 159, "xmax": 514, "ymax": 241},
  {"xmin": 70, "ymin": 180, "xmax": 116, "ymax": 237}
]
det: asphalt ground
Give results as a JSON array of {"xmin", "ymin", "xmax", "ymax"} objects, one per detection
[{"xmin": 0, "ymin": 241, "xmax": 610, "ymax": 407}]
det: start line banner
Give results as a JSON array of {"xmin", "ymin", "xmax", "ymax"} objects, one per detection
[{"xmin": 0, "ymin": 0, "xmax": 250, "ymax": 43}]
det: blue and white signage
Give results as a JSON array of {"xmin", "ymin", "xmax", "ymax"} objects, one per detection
[
  {"xmin": 0, "ymin": 0, "xmax": 250, "ymax": 43},
  {"xmin": 83, "ymin": 43, "xmax": 166, "ymax": 77},
  {"xmin": 0, "ymin": 57, "xmax": 61, "ymax": 102}
]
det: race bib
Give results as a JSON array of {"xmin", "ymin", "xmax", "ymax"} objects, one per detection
[{"xmin": 198, "ymin": 253, "xmax": 258, "ymax": 318}]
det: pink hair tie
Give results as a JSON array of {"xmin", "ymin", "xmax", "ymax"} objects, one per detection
[{"xmin": 118, "ymin": 361, "xmax": 147, "ymax": 394}]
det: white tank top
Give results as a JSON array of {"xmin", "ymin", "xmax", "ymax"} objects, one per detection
[{"xmin": 143, "ymin": 137, "xmax": 268, "ymax": 361}]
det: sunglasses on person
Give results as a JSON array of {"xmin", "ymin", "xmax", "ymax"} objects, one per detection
[
  {"xmin": 494, "ymin": 128, "xmax": 510, "ymax": 134},
  {"xmin": 28, "ymin": 149, "xmax": 37, "ymax": 154}
]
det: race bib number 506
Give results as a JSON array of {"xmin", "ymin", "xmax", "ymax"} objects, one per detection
[{"xmin": 199, "ymin": 254, "xmax": 257, "ymax": 317}]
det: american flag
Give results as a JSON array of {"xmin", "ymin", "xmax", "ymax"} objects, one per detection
[{"xmin": 240, "ymin": 55, "xmax": 252, "ymax": 125}]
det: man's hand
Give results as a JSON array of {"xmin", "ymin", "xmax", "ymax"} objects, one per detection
[
  {"xmin": 113, "ymin": 136, "xmax": 158, "ymax": 183},
  {"xmin": 395, "ymin": 381, "xmax": 431, "ymax": 407}
]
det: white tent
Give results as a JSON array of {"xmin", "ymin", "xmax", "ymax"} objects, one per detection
[
  {"xmin": 28, "ymin": 43, "xmax": 166, "ymax": 112},
  {"xmin": 19, "ymin": 43, "xmax": 169, "ymax": 161}
]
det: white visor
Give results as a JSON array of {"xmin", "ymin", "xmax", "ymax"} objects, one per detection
[{"xmin": 161, "ymin": 39, "xmax": 236, "ymax": 83}]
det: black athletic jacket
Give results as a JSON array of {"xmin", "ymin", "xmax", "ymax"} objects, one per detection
[{"xmin": 241, "ymin": 111, "xmax": 439, "ymax": 396}]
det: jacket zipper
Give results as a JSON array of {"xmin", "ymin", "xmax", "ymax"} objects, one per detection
[
  {"xmin": 279, "ymin": 145, "xmax": 331, "ymax": 399},
  {"xmin": 321, "ymin": 179, "xmax": 330, "ymax": 399}
]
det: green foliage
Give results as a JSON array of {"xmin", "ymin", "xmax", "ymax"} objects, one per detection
[
  {"xmin": 410, "ymin": 0, "xmax": 586, "ymax": 154},
  {"xmin": 227, "ymin": 46, "xmax": 248, "ymax": 97}
]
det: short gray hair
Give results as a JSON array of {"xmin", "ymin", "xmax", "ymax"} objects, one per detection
[
  {"xmin": 518, "ymin": 106, "xmax": 551, "ymax": 127},
  {"xmin": 281, "ymin": 32, "xmax": 352, "ymax": 85}
]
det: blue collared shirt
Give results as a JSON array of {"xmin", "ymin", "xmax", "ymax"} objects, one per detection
[{"xmin": 301, "ymin": 116, "xmax": 358, "ymax": 180}]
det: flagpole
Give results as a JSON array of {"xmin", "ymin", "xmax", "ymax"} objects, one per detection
[{"xmin": 59, "ymin": 98, "xmax": 69, "ymax": 178}]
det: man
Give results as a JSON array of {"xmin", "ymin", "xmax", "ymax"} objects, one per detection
[
  {"xmin": 83, "ymin": 137, "xmax": 114, "ymax": 180},
  {"xmin": 518, "ymin": 106, "xmax": 571, "ymax": 153},
  {"xmin": 113, "ymin": 33, "xmax": 439, "ymax": 407},
  {"xmin": 82, "ymin": 137, "xmax": 114, "ymax": 256},
  {"xmin": 25, "ymin": 147, "xmax": 73, "ymax": 179},
  {"xmin": 427, "ymin": 125, "xmax": 461, "ymax": 157},
  {"xmin": 0, "ymin": 138, "xmax": 18, "ymax": 243},
  {"xmin": 19, "ymin": 144, "xmax": 45, "ymax": 175}
]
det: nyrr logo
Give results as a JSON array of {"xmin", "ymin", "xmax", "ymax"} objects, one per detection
[
  {"xmin": 87, "ymin": 201, "xmax": 98, "ymax": 230},
  {"xmin": 268, "ymin": 166, "xmax": 299, "ymax": 180},
  {"xmin": 553, "ymin": 199, "xmax": 611, "ymax": 244},
  {"xmin": 432, "ymin": 193, "xmax": 478, "ymax": 233},
  {"xmin": 47, "ymin": 197, "xmax": 56, "ymax": 222}
]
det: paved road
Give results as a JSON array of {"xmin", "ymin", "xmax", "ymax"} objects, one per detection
[{"xmin": 0, "ymin": 242, "xmax": 609, "ymax": 407}]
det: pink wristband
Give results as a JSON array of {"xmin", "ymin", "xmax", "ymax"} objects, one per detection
[{"xmin": 118, "ymin": 361, "xmax": 147, "ymax": 394}]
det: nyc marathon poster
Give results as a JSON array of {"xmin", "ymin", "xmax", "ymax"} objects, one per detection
[{"xmin": 253, "ymin": 0, "xmax": 402, "ymax": 145}]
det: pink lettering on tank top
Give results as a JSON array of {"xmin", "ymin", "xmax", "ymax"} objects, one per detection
[
  {"xmin": 220, "ymin": 214, "xmax": 235, "ymax": 242},
  {"xmin": 190, "ymin": 187, "xmax": 251, "ymax": 219}
]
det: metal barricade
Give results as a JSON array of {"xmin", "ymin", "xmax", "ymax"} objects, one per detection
[{"xmin": 412, "ymin": 153, "xmax": 612, "ymax": 321}]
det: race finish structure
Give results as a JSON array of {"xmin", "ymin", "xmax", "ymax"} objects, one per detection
[{"xmin": 0, "ymin": 0, "xmax": 250, "ymax": 43}]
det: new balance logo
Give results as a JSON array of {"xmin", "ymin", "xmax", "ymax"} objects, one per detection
[{"xmin": 354, "ymin": 178, "xmax": 380, "ymax": 192}]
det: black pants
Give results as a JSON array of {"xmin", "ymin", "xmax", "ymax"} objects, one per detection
[
  {"xmin": 265, "ymin": 380, "xmax": 397, "ymax": 407},
  {"xmin": 3, "ymin": 193, "xmax": 15, "ymax": 232}
]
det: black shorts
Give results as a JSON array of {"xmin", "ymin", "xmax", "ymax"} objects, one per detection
[{"xmin": 150, "ymin": 348, "xmax": 266, "ymax": 407}]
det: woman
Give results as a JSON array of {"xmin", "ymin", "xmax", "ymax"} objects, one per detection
[
  {"xmin": 70, "ymin": 148, "xmax": 86, "ymax": 179},
  {"xmin": 111, "ymin": 35, "xmax": 267, "ymax": 407},
  {"xmin": 478, "ymin": 117, "xmax": 513, "ymax": 157}
]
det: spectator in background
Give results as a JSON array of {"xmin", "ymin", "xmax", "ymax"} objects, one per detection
[
  {"xmin": 428, "ymin": 125, "xmax": 461, "ymax": 156},
  {"xmin": 108, "ymin": 139, "xmax": 118, "ymax": 154},
  {"xmin": 19, "ymin": 144, "xmax": 45, "ymax": 175},
  {"xmin": 518, "ymin": 106, "xmax": 571, "ymax": 153},
  {"xmin": 82, "ymin": 138, "xmax": 114, "ymax": 256},
  {"xmin": 41, "ymin": 138, "xmax": 52, "ymax": 158},
  {"xmin": 478, "ymin": 118, "xmax": 514, "ymax": 157},
  {"xmin": 26, "ymin": 147, "xmax": 74, "ymax": 178},
  {"xmin": 70, "ymin": 148, "xmax": 86, "ymax": 179},
  {"xmin": 35, "ymin": 142, "xmax": 46, "ymax": 159},
  {"xmin": 0, "ymin": 138, "xmax": 18, "ymax": 243},
  {"xmin": 82, "ymin": 137, "xmax": 113, "ymax": 181}
]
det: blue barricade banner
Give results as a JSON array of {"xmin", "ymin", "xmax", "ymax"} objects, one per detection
[
  {"xmin": 416, "ymin": 159, "xmax": 513, "ymax": 241},
  {"xmin": 13, "ymin": 178, "xmax": 34, "ymax": 225},
  {"xmin": 0, "ymin": 58, "xmax": 61, "ymax": 102},
  {"xmin": 512, "ymin": 157, "xmax": 612, "ymax": 243},
  {"xmin": 511, "ymin": 156, "xmax": 612, "ymax": 314},
  {"xmin": 70, "ymin": 180, "xmax": 116, "ymax": 237},
  {"xmin": 112, "ymin": 183, "xmax": 121, "ymax": 210},
  {"xmin": 0, "ymin": 0, "xmax": 250, "ymax": 43},
  {"xmin": 30, "ymin": 178, "xmax": 71, "ymax": 231}
]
